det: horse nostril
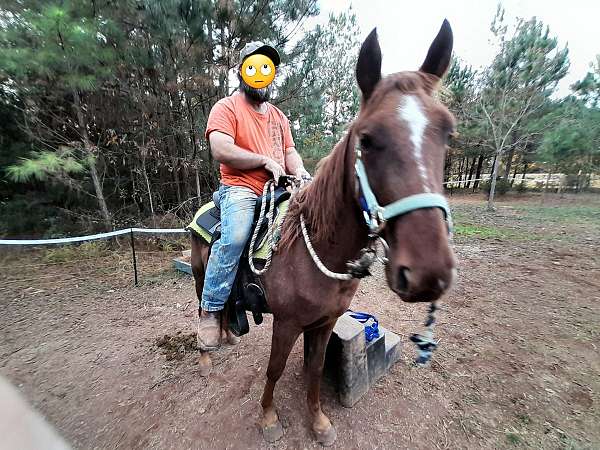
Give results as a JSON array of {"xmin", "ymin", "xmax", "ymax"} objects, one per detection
[{"xmin": 397, "ymin": 267, "xmax": 410, "ymax": 292}]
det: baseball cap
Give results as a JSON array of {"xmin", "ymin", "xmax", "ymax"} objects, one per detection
[{"xmin": 239, "ymin": 41, "xmax": 281, "ymax": 67}]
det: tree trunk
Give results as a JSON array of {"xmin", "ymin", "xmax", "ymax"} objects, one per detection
[
  {"xmin": 462, "ymin": 157, "xmax": 469, "ymax": 188},
  {"xmin": 142, "ymin": 157, "xmax": 156, "ymax": 227},
  {"xmin": 456, "ymin": 157, "xmax": 465, "ymax": 188},
  {"xmin": 487, "ymin": 149, "xmax": 502, "ymax": 211},
  {"xmin": 503, "ymin": 145, "xmax": 516, "ymax": 181},
  {"xmin": 72, "ymin": 90, "xmax": 112, "ymax": 230},
  {"xmin": 443, "ymin": 150, "xmax": 452, "ymax": 184},
  {"xmin": 195, "ymin": 165, "xmax": 202, "ymax": 209},
  {"xmin": 510, "ymin": 158, "xmax": 519, "ymax": 186},
  {"xmin": 173, "ymin": 159, "xmax": 182, "ymax": 205},
  {"xmin": 542, "ymin": 169, "xmax": 552, "ymax": 204},
  {"xmin": 473, "ymin": 154, "xmax": 484, "ymax": 191},
  {"xmin": 521, "ymin": 162, "xmax": 528, "ymax": 182},
  {"xmin": 465, "ymin": 156, "xmax": 476, "ymax": 188}
]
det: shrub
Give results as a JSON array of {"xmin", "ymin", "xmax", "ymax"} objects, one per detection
[
  {"xmin": 515, "ymin": 181, "xmax": 527, "ymax": 194},
  {"xmin": 481, "ymin": 179, "xmax": 511, "ymax": 196},
  {"xmin": 43, "ymin": 241, "xmax": 112, "ymax": 263}
]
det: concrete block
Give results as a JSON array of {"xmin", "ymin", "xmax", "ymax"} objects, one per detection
[
  {"xmin": 381, "ymin": 326, "xmax": 402, "ymax": 371},
  {"xmin": 323, "ymin": 314, "xmax": 404, "ymax": 408},
  {"xmin": 173, "ymin": 258, "xmax": 193, "ymax": 275},
  {"xmin": 326, "ymin": 313, "xmax": 369, "ymax": 408},
  {"xmin": 366, "ymin": 329, "xmax": 386, "ymax": 383}
]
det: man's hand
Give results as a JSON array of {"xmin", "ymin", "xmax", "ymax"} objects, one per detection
[
  {"xmin": 284, "ymin": 147, "xmax": 310, "ymax": 181},
  {"xmin": 263, "ymin": 158, "xmax": 286, "ymax": 184},
  {"xmin": 295, "ymin": 168, "xmax": 311, "ymax": 180}
]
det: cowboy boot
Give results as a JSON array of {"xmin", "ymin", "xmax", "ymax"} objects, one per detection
[{"xmin": 197, "ymin": 310, "xmax": 221, "ymax": 351}]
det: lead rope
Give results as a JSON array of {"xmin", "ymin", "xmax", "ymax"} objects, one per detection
[
  {"xmin": 248, "ymin": 180, "xmax": 277, "ymax": 275},
  {"xmin": 410, "ymin": 302, "xmax": 438, "ymax": 366},
  {"xmin": 299, "ymin": 214, "xmax": 353, "ymax": 281},
  {"xmin": 301, "ymin": 211, "xmax": 439, "ymax": 366}
]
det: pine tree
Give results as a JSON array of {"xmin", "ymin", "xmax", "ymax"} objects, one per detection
[
  {"xmin": 478, "ymin": 7, "xmax": 569, "ymax": 210},
  {"xmin": 1, "ymin": 0, "xmax": 120, "ymax": 229}
]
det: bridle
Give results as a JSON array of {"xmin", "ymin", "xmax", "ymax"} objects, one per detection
[
  {"xmin": 298, "ymin": 132, "xmax": 453, "ymax": 281},
  {"xmin": 354, "ymin": 138, "xmax": 453, "ymax": 236}
]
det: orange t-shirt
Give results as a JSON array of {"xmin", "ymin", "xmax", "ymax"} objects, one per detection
[{"xmin": 204, "ymin": 92, "xmax": 295, "ymax": 195}]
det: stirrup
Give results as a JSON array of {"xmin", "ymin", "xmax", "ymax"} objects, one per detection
[{"xmin": 228, "ymin": 298, "xmax": 249, "ymax": 337}]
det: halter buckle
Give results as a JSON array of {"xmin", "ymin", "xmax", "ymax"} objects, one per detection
[{"xmin": 366, "ymin": 207, "xmax": 386, "ymax": 233}]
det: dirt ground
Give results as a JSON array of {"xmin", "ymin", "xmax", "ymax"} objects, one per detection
[{"xmin": 1, "ymin": 193, "xmax": 599, "ymax": 449}]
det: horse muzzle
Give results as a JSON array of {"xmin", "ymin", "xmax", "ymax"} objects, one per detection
[{"xmin": 384, "ymin": 209, "xmax": 457, "ymax": 302}]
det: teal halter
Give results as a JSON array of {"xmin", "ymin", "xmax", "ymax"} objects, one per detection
[{"xmin": 354, "ymin": 142, "xmax": 453, "ymax": 234}]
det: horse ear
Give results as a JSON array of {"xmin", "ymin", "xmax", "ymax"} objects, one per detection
[
  {"xmin": 356, "ymin": 28, "xmax": 382, "ymax": 102},
  {"xmin": 420, "ymin": 19, "xmax": 453, "ymax": 78}
]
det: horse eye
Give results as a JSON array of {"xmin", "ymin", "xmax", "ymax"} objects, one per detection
[{"xmin": 360, "ymin": 134, "xmax": 373, "ymax": 149}]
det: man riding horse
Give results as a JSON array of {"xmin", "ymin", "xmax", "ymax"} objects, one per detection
[{"xmin": 197, "ymin": 42, "xmax": 310, "ymax": 351}]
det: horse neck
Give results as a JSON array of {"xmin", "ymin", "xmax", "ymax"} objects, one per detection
[{"xmin": 306, "ymin": 132, "xmax": 369, "ymax": 272}]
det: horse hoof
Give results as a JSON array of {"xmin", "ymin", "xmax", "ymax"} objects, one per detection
[
  {"xmin": 262, "ymin": 420, "xmax": 284, "ymax": 443},
  {"xmin": 314, "ymin": 424, "xmax": 337, "ymax": 447},
  {"xmin": 198, "ymin": 353, "xmax": 212, "ymax": 377}
]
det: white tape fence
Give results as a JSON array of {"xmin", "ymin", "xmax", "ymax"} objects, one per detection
[{"xmin": 0, "ymin": 228, "xmax": 188, "ymax": 246}]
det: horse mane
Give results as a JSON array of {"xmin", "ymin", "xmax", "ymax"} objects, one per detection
[{"xmin": 279, "ymin": 129, "xmax": 353, "ymax": 250}]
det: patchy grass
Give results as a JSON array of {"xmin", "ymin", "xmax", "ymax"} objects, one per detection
[
  {"xmin": 505, "ymin": 431, "xmax": 523, "ymax": 445},
  {"xmin": 450, "ymin": 196, "xmax": 600, "ymax": 244},
  {"xmin": 453, "ymin": 224, "xmax": 512, "ymax": 239},
  {"xmin": 511, "ymin": 204, "xmax": 600, "ymax": 227},
  {"xmin": 43, "ymin": 241, "xmax": 113, "ymax": 263}
]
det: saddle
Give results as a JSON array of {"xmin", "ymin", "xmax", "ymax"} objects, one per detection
[{"xmin": 187, "ymin": 180, "xmax": 292, "ymax": 337}]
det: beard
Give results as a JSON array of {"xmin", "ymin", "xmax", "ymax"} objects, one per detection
[{"xmin": 238, "ymin": 74, "xmax": 273, "ymax": 103}]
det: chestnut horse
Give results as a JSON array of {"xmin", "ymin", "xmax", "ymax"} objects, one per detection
[{"xmin": 191, "ymin": 21, "xmax": 457, "ymax": 446}]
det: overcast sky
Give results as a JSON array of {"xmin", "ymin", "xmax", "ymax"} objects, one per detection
[{"xmin": 314, "ymin": 0, "xmax": 600, "ymax": 97}]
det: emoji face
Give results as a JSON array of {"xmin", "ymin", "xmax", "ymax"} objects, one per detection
[{"xmin": 241, "ymin": 54, "xmax": 276, "ymax": 89}]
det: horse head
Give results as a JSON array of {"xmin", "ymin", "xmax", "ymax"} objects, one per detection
[{"xmin": 353, "ymin": 21, "xmax": 457, "ymax": 302}]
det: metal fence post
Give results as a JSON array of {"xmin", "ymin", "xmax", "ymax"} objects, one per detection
[{"xmin": 129, "ymin": 229, "xmax": 138, "ymax": 286}]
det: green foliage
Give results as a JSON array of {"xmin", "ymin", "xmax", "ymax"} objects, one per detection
[
  {"xmin": 515, "ymin": 181, "xmax": 527, "ymax": 194},
  {"xmin": 481, "ymin": 179, "xmax": 511, "ymax": 195},
  {"xmin": 0, "ymin": 1, "xmax": 119, "ymax": 91},
  {"xmin": 572, "ymin": 55, "xmax": 600, "ymax": 107},
  {"xmin": 537, "ymin": 98, "xmax": 600, "ymax": 179},
  {"xmin": 6, "ymin": 149, "xmax": 85, "ymax": 182},
  {"xmin": 0, "ymin": 1, "xmax": 598, "ymax": 237},
  {"xmin": 505, "ymin": 432, "xmax": 522, "ymax": 445},
  {"xmin": 281, "ymin": 9, "xmax": 360, "ymax": 161}
]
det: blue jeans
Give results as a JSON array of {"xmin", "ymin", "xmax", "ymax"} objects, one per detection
[{"xmin": 201, "ymin": 184, "xmax": 257, "ymax": 312}]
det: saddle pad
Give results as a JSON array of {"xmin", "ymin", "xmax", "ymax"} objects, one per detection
[
  {"xmin": 253, "ymin": 199, "xmax": 290, "ymax": 260},
  {"xmin": 187, "ymin": 199, "xmax": 291, "ymax": 261},
  {"xmin": 187, "ymin": 201, "xmax": 217, "ymax": 243}
]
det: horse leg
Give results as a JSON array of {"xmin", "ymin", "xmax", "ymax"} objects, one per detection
[
  {"xmin": 304, "ymin": 322, "xmax": 337, "ymax": 446},
  {"xmin": 191, "ymin": 236, "xmax": 212, "ymax": 377},
  {"xmin": 260, "ymin": 319, "xmax": 300, "ymax": 443}
]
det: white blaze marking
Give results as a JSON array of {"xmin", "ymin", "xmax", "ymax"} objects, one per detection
[{"xmin": 398, "ymin": 95, "xmax": 430, "ymax": 192}]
